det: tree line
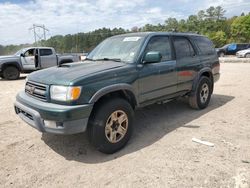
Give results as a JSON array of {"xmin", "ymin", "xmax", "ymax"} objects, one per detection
[{"xmin": 0, "ymin": 6, "xmax": 249, "ymax": 55}]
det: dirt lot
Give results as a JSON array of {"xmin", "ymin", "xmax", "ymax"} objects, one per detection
[{"xmin": 0, "ymin": 63, "xmax": 250, "ymax": 188}]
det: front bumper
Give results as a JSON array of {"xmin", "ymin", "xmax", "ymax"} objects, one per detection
[
  {"xmin": 236, "ymin": 53, "xmax": 245, "ymax": 58},
  {"xmin": 14, "ymin": 91, "xmax": 93, "ymax": 134}
]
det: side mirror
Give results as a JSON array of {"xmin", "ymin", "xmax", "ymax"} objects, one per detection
[
  {"xmin": 20, "ymin": 53, "xmax": 24, "ymax": 57},
  {"xmin": 143, "ymin": 51, "xmax": 162, "ymax": 63}
]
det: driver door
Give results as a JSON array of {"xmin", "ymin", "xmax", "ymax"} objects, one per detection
[
  {"xmin": 138, "ymin": 36, "xmax": 177, "ymax": 103},
  {"xmin": 21, "ymin": 48, "xmax": 36, "ymax": 70}
]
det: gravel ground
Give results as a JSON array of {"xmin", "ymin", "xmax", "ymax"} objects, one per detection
[{"xmin": 0, "ymin": 63, "xmax": 250, "ymax": 188}]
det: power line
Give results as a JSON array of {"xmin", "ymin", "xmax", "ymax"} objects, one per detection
[{"xmin": 29, "ymin": 24, "xmax": 49, "ymax": 46}]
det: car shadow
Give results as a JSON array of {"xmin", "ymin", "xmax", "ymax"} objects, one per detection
[
  {"xmin": 41, "ymin": 94, "xmax": 234, "ymax": 163},
  {"xmin": 0, "ymin": 76, "xmax": 27, "ymax": 81}
]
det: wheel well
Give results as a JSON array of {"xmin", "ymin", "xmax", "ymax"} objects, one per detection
[
  {"xmin": 200, "ymin": 71, "xmax": 214, "ymax": 92},
  {"xmin": 201, "ymin": 71, "xmax": 212, "ymax": 80},
  {"xmin": 92, "ymin": 90, "xmax": 137, "ymax": 110},
  {"xmin": 59, "ymin": 59, "xmax": 73, "ymax": 64},
  {"xmin": 2, "ymin": 63, "xmax": 21, "ymax": 71}
]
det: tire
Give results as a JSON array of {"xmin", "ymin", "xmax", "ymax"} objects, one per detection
[
  {"xmin": 88, "ymin": 98, "xmax": 134, "ymax": 154},
  {"xmin": 245, "ymin": 53, "xmax": 250, "ymax": 58},
  {"xmin": 189, "ymin": 76, "xmax": 212, "ymax": 109},
  {"xmin": 3, "ymin": 66, "xmax": 20, "ymax": 80},
  {"xmin": 219, "ymin": 52, "xmax": 225, "ymax": 57}
]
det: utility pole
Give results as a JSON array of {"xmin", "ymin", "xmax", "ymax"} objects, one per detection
[{"xmin": 29, "ymin": 24, "xmax": 49, "ymax": 46}]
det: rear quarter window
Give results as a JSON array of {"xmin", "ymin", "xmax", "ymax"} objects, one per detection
[{"xmin": 193, "ymin": 36, "xmax": 215, "ymax": 55}]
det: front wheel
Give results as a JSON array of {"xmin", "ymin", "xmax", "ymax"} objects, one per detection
[
  {"xmin": 245, "ymin": 53, "xmax": 250, "ymax": 58},
  {"xmin": 189, "ymin": 76, "xmax": 212, "ymax": 109},
  {"xmin": 3, "ymin": 66, "xmax": 20, "ymax": 80},
  {"xmin": 88, "ymin": 98, "xmax": 134, "ymax": 154}
]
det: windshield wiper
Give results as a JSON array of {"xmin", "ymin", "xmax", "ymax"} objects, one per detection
[
  {"xmin": 85, "ymin": 57, "xmax": 94, "ymax": 61},
  {"xmin": 94, "ymin": 58, "xmax": 122, "ymax": 62}
]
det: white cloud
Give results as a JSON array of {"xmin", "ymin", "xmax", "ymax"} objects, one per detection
[
  {"xmin": 0, "ymin": 0, "xmax": 171, "ymax": 45},
  {"xmin": 0, "ymin": 0, "xmax": 249, "ymax": 45}
]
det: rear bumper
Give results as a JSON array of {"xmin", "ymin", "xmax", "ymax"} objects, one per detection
[
  {"xmin": 14, "ymin": 91, "xmax": 93, "ymax": 134},
  {"xmin": 214, "ymin": 73, "xmax": 220, "ymax": 83}
]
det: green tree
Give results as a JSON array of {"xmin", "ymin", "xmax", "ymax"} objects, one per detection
[
  {"xmin": 231, "ymin": 15, "xmax": 250, "ymax": 42},
  {"xmin": 207, "ymin": 31, "xmax": 227, "ymax": 47},
  {"xmin": 165, "ymin": 17, "xmax": 178, "ymax": 31}
]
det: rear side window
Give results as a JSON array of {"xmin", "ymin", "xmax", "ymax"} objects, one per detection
[
  {"xmin": 173, "ymin": 37, "xmax": 195, "ymax": 59},
  {"xmin": 39, "ymin": 49, "xmax": 53, "ymax": 56},
  {"xmin": 193, "ymin": 36, "xmax": 215, "ymax": 55},
  {"xmin": 144, "ymin": 36, "xmax": 172, "ymax": 61}
]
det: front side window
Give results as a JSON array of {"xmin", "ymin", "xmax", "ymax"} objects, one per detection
[
  {"xmin": 144, "ymin": 36, "xmax": 172, "ymax": 62},
  {"xmin": 173, "ymin": 37, "xmax": 195, "ymax": 59},
  {"xmin": 40, "ymin": 49, "xmax": 53, "ymax": 56},
  {"xmin": 24, "ymin": 49, "xmax": 35, "ymax": 57}
]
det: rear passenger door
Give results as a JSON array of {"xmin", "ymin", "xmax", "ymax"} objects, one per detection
[
  {"xmin": 192, "ymin": 36, "xmax": 219, "ymax": 77},
  {"xmin": 39, "ymin": 48, "xmax": 57, "ymax": 68},
  {"xmin": 173, "ymin": 36, "xmax": 200, "ymax": 92},
  {"xmin": 138, "ymin": 36, "xmax": 177, "ymax": 103}
]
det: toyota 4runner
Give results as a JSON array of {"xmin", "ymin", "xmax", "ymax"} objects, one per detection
[{"xmin": 14, "ymin": 32, "xmax": 220, "ymax": 154}]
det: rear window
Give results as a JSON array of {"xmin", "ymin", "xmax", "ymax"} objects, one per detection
[
  {"xmin": 193, "ymin": 36, "xmax": 215, "ymax": 55},
  {"xmin": 39, "ymin": 49, "xmax": 53, "ymax": 56},
  {"xmin": 173, "ymin": 37, "xmax": 195, "ymax": 59}
]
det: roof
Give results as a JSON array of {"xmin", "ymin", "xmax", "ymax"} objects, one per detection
[
  {"xmin": 24, "ymin": 47, "xmax": 54, "ymax": 49},
  {"xmin": 112, "ymin": 32, "xmax": 203, "ymax": 38}
]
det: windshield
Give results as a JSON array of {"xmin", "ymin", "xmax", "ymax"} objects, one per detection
[
  {"xmin": 222, "ymin": 44, "xmax": 229, "ymax": 49},
  {"xmin": 14, "ymin": 49, "xmax": 25, "ymax": 56},
  {"xmin": 87, "ymin": 36, "xmax": 145, "ymax": 63}
]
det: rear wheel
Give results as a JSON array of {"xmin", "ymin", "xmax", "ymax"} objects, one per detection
[
  {"xmin": 3, "ymin": 66, "xmax": 20, "ymax": 80},
  {"xmin": 88, "ymin": 98, "xmax": 134, "ymax": 154},
  {"xmin": 189, "ymin": 76, "xmax": 212, "ymax": 109}
]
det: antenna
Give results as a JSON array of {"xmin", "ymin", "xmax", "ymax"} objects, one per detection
[{"xmin": 29, "ymin": 24, "xmax": 49, "ymax": 46}]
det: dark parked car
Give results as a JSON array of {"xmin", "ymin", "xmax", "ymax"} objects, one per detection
[
  {"xmin": 216, "ymin": 43, "xmax": 250, "ymax": 57},
  {"xmin": 14, "ymin": 32, "xmax": 220, "ymax": 154}
]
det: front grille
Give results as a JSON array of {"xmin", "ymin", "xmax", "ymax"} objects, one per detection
[{"xmin": 25, "ymin": 81, "xmax": 47, "ymax": 101}]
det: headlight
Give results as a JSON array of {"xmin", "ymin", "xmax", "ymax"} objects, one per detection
[{"xmin": 50, "ymin": 85, "xmax": 82, "ymax": 101}]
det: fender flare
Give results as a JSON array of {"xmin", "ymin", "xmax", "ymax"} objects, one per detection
[
  {"xmin": 89, "ymin": 83, "xmax": 138, "ymax": 106},
  {"xmin": 191, "ymin": 67, "xmax": 214, "ymax": 94},
  {"xmin": 1, "ymin": 61, "xmax": 22, "ymax": 71}
]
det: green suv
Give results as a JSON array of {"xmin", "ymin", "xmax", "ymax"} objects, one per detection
[{"xmin": 14, "ymin": 32, "xmax": 220, "ymax": 153}]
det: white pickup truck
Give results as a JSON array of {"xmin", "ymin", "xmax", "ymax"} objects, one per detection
[{"xmin": 0, "ymin": 47, "xmax": 81, "ymax": 80}]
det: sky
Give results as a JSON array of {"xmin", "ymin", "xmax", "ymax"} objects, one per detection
[{"xmin": 0, "ymin": 0, "xmax": 249, "ymax": 45}]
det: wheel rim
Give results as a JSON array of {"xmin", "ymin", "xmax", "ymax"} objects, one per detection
[
  {"xmin": 246, "ymin": 54, "xmax": 250, "ymax": 58},
  {"xmin": 200, "ymin": 83, "xmax": 209, "ymax": 104},
  {"xmin": 105, "ymin": 110, "xmax": 128, "ymax": 144}
]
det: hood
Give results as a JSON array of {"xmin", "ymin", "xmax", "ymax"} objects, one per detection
[
  {"xmin": 0, "ymin": 55, "xmax": 18, "ymax": 61},
  {"xmin": 28, "ymin": 61, "xmax": 126, "ymax": 85},
  {"xmin": 237, "ymin": 49, "xmax": 250, "ymax": 53}
]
